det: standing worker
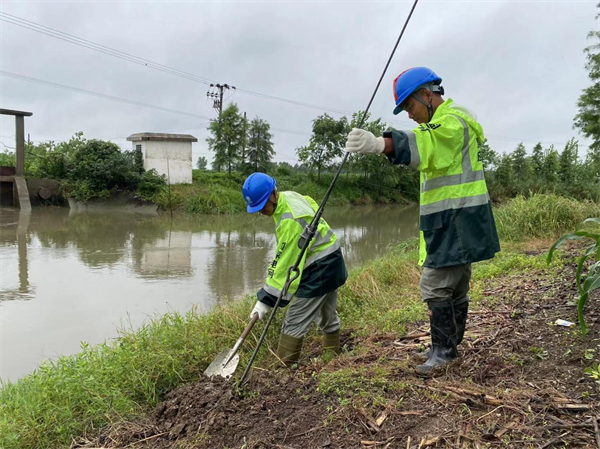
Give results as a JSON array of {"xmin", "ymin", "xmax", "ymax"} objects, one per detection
[
  {"xmin": 345, "ymin": 67, "xmax": 500, "ymax": 375},
  {"xmin": 242, "ymin": 173, "xmax": 348, "ymax": 366}
]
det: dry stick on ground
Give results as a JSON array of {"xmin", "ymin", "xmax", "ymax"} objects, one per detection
[
  {"xmin": 123, "ymin": 431, "xmax": 168, "ymax": 448},
  {"xmin": 539, "ymin": 431, "xmax": 571, "ymax": 449},
  {"xmin": 593, "ymin": 415, "xmax": 600, "ymax": 449}
]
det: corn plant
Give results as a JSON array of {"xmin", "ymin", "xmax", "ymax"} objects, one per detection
[{"xmin": 548, "ymin": 218, "xmax": 600, "ymax": 335}]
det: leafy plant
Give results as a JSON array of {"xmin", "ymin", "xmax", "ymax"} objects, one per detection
[
  {"xmin": 548, "ymin": 218, "xmax": 600, "ymax": 335},
  {"xmin": 584, "ymin": 363, "xmax": 600, "ymax": 388}
]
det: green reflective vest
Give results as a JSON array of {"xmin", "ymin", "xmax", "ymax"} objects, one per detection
[
  {"xmin": 384, "ymin": 99, "xmax": 500, "ymax": 268},
  {"xmin": 257, "ymin": 191, "xmax": 347, "ymax": 306}
]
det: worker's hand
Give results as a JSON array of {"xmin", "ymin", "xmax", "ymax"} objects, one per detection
[
  {"xmin": 250, "ymin": 301, "xmax": 272, "ymax": 320},
  {"xmin": 345, "ymin": 128, "xmax": 385, "ymax": 155}
]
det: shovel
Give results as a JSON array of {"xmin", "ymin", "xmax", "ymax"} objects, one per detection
[{"xmin": 204, "ymin": 313, "xmax": 259, "ymax": 379}]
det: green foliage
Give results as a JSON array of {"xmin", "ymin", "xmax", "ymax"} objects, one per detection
[
  {"xmin": 548, "ymin": 217, "xmax": 600, "ymax": 336},
  {"xmin": 136, "ymin": 169, "xmax": 167, "ymax": 202},
  {"xmin": 245, "ymin": 116, "xmax": 275, "ymax": 173},
  {"xmin": 17, "ymin": 133, "xmax": 165, "ymax": 202},
  {"xmin": 584, "ymin": 363, "xmax": 600, "ymax": 388},
  {"xmin": 297, "ymin": 113, "xmax": 348, "ymax": 181},
  {"xmin": 196, "ymin": 156, "xmax": 208, "ymax": 170},
  {"xmin": 495, "ymin": 194, "xmax": 600, "ymax": 241},
  {"xmin": 0, "ymin": 150, "xmax": 15, "ymax": 166},
  {"xmin": 206, "ymin": 103, "xmax": 246, "ymax": 176}
]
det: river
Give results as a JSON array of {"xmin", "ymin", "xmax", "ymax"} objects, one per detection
[{"xmin": 0, "ymin": 205, "xmax": 418, "ymax": 382}]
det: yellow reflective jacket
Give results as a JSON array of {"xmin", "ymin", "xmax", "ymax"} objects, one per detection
[
  {"xmin": 384, "ymin": 99, "xmax": 500, "ymax": 268},
  {"xmin": 257, "ymin": 191, "xmax": 347, "ymax": 307}
]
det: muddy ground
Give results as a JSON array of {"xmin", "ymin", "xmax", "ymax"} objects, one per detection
[{"xmin": 81, "ymin": 248, "xmax": 600, "ymax": 448}]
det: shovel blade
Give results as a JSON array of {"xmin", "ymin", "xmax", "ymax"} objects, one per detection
[{"xmin": 204, "ymin": 349, "xmax": 240, "ymax": 379}]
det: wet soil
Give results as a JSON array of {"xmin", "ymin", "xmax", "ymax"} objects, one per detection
[{"xmin": 81, "ymin": 247, "xmax": 600, "ymax": 448}]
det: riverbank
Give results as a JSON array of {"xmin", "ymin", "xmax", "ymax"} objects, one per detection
[
  {"xmin": 153, "ymin": 170, "xmax": 416, "ymax": 214},
  {"xmin": 0, "ymin": 194, "xmax": 599, "ymax": 448}
]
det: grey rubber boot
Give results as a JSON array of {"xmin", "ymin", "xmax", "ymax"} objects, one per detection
[
  {"xmin": 323, "ymin": 330, "xmax": 341, "ymax": 354},
  {"xmin": 277, "ymin": 333, "xmax": 304, "ymax": 366},
  {"xmin": 415, "ymin": 301, "xmax": 458, "ymax": 376}
]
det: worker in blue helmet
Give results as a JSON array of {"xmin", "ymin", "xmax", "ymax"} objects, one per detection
[
  {"xmin": 242, "ymin": 172, "xmax": 347, "ymax": 366},
  {"xmin": 345, "ymin": 67, "xmax": 500, "ymax": 376}
]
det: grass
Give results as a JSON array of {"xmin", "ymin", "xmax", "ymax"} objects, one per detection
[
  {"xmin": 0, "ymin": 194, "xmax": 597, "ymax": 448},
  {"xmin": 494, "ymin": 194, "xmax": 600, "ymax": 241},
  {"xmin": 153, "ymin": 170, "xmax": 411, "ymax": 214}
]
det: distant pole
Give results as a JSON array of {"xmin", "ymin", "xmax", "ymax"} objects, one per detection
[
  {"xmin": 15, "ymin": 116, "xmax": 25, "ymax": 176},
  {"xmin": 242, "ymin": 111, "xmax": 247, "ymax": 167},
  {"xmin": 206, "ymin": 83, "xmax": 236, "ymax": 173}
]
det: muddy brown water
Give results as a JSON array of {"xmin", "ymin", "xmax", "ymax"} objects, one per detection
[{"xmin": 0, "ymin": 205, "xmax": 418, "ymax": 382}]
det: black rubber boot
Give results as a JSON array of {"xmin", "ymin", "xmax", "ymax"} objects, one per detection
[
  {"xmin": 416, "ymin": 302, "xmax": 468, "ymax": 361},
  {"xmin": 415, "ymin": 301, "xmax": 458, "ymax": 376},
  {"xmin": 454, "ymin": 301, "xmax": 469, "ymax": 346}
]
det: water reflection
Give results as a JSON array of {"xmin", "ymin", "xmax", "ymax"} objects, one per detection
[
  {"xmin": 0, "ymin": 211, "xmax": 33, "ymax": 301},
  {"xmin": 0, "ymin": 205, "xmax": 418, "ymax": 381}
]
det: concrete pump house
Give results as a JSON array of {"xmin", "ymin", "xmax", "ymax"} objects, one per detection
[{"xmin": 126, "ymin": 132, "xmax": 197, "ymax": 185}]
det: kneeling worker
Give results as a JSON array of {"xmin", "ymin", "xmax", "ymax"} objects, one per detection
[{"xmin": 242, "ymin": 172, "xmax": 347, "ymax": 366}]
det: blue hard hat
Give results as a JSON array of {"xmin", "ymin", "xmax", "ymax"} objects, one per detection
[
  {"xmin": 242, "ymin": 172, "xmax": 276, "ymax": 213},
  {"xmin": 392, "ymin": 67, "xmax": 442, "ymax": 115}
]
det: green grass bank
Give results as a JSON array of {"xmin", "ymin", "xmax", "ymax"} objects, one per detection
[
  {"xmin": 0, "ymin": 194, "xmax": 598, "ymax": 449},
  {"xmin": 154, "ymin": 170, "xmax": 415, "ymax": 214}
]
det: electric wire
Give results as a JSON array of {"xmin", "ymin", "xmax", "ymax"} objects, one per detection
[{"xmin": 0, "ymin": 12, "xmax": 587, "ymax": 148}]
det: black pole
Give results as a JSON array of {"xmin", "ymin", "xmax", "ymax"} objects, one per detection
[{"xmin": 238, "ymin": 0, "xmax": 420, "ymax": 387}]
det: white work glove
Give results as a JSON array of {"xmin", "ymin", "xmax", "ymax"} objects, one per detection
[
  {"xmin": 250, "ymin": 301, "xmax": 272, "ymax": 320},
  {"xmin": 345, "ymin": 128, "xmax": 385, "ymax": 155}
]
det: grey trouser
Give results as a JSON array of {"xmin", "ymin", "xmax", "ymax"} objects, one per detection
[
  {"xmin": 281, "ymin": 290, "xmax": 341, "ymax": 338},
  {"xmin": 419, "ymin": 264, "xmax": 472, "ymax": 305}
]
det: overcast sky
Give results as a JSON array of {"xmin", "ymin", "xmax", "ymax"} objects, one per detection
[{"xmin": 0, "ymin": 0, "xmax": 597, "ymax": 167}]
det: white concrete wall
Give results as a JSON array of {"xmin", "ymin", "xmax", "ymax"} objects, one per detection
[{"xmin": 134, "ymin": 141, "xmax": 192, "ymax": 184}]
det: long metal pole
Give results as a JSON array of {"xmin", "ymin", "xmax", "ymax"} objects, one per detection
[{"xmin": 238, "ymin": 0, "xmax": 420, "ymax": 387}]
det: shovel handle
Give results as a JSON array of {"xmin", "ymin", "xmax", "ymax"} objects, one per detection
[{"xmin": 242, "ymin": 313, "xmax": 259, "ymax": 339}]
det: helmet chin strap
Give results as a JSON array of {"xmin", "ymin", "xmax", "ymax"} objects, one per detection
[
  {"xmin": 411, "ymin": 90, "xmax": 434, "ymax": 122},
  {"xmin": 410, "ymin": 82, "xmax": 443, "ymax": 122}
]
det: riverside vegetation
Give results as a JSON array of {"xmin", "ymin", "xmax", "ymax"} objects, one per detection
[{"xmin": 1, "ymin": 194, "xmax": 599, "ymax": 448}]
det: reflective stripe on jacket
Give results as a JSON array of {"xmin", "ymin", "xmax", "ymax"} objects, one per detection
[
  {"xmin": 384, "ymin": 99, "xmax": 500, "ymax": 268},
  {"xmin": 257, "ymin": 191, "xmax": 347, "ymax": 307}
]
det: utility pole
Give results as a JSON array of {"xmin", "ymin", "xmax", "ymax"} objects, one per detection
[
  {"xmin": 206, "ymin": 83, "xmax": 236, "ymax": 116},
  {"xmin": 206, "ymin": 83, "xmax": 235, "ymax": 173}
]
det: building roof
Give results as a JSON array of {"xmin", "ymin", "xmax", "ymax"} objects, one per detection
[
  {"xmin": 126, "ymin": 133, "xmax": 198, "ymax": 143},
  {"xmin": 0, "ymin": 108, "xmax": 33, "ymax": 117}
]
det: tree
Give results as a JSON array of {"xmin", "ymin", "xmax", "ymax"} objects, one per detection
[
  {"xmin": 531, "ymin": 142, "xmax": 545, "ymax": 178},
  {"xmin": 511, "ymin": 143, "xmax": 532, "ymax": 184},
  {"xmin": 296, "ymin": 113, "xmax": 348, "ymax": 181},
  {"xmin": 479, "ymin": 139, "xmax": 498, "ymax": 171},
  {"xmin": 206, "ymin": 103, "xmax": 245, "ymax": 176},
  {"xmin": 559, "ymin": 138, "xmax": 579, "ymax": 186},
  {"xmin": 574, "ymin": 4, "xmax": 600, "ymax": 155},
  {"xmin": 495, "ymin": 153, "xmax": 515, "ymax": 196},
  {"xmin": 246, "ymin": 117, "xmax": 275, "ymax": 173},
  {"xmin": 196, "ymin": 156, "xmax": 208, "ymax": 170},
  {"xmin": 544, "ymin": 145, "xmax": 560, "ymax": 185}
]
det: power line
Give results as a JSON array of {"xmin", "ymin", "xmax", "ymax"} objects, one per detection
[
  {"xmin": 1, "ymin": 71, "xmax": 314, "ymax": 144},
  {"xmin": 1, "ymin": 70, "xmax": 215, "ymax": 120},
  {"xmin": 0, "ymin": 12, "xmax": 362, "ymax": 117},
  {"xmin": 1, "ymin": 12, "xmax": 582, "ymax": 148}
]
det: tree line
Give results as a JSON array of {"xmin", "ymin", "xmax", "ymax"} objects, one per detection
[{"xmin": 204, "ymin": 103, "xmax": 599, "ymax": 203}]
